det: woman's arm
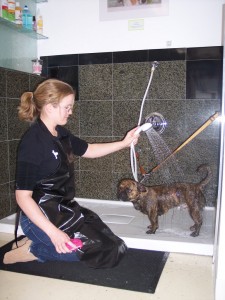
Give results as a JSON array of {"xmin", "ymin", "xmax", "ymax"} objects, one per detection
[
  {"xmin": 16, "ymin": 190, "xmax": 73, "ymax": 254},
  {"xmin": 82, "ymin": 127, "xmax": 139, "ymax": 159}
]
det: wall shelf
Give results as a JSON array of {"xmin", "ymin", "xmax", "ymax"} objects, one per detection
[
  {"xmin": 0, "ymin": 17, "xmax": 48, "ymax": 39},
  {"xmin": 0, "ymin": 0, "xmax": 48, "ymax": 72}
]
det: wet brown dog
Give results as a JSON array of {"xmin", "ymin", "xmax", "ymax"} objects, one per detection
[{"xmin": 117, "ymin": 165, "xmax": 211, "ymax": 237}]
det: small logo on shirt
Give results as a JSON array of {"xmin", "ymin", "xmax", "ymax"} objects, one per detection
[{"xmin": 52, "ymin": 150, "xmax": 59, "ymax": 159}]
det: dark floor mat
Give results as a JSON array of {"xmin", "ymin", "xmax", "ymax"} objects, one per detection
[{"xmin": 0, "ymin": 237, "xmax": 169, "ymax": 294}]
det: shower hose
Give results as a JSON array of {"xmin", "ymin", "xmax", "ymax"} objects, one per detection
[{"xmin": 130, "ymin": 61, "xmax": 158, "ymax": 182}]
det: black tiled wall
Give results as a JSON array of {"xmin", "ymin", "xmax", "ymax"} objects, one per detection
[
  {"xmin": 41, "ymin": 46, "xmax": 222, "ymax": 206},
  {"xmin": 0, "ymin": 46, "xmax": 222, "ymax": 219},
  {"xmin": 0, "ymin": 68, "xmax": 44, "ymax": 219}
]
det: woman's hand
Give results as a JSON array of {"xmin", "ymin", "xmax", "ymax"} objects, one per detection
[
  {"xmin": 122, "ymin": 127, "xmax": 140, "ymax": 148},
  {"xmin": 48, "ymin": 227, "xmax": 74, "ymax": 254},
  {"xmin": 16, "ymin": 190, "xmax": 77, "ymax": 254}
]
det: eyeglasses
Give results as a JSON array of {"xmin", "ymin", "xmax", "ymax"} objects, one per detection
[{"xmin": 58, "ymin": 104, "xmax": 74, "ymax": 113}]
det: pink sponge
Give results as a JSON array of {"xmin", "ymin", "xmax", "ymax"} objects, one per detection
[{"xmin": 66, "ymin": 238, "xmax": 83, "ymax": 251}]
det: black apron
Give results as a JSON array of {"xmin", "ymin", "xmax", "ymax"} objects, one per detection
[{"xmin": 32, "ymin": 135, "xmax": 127, "ymax": 269}]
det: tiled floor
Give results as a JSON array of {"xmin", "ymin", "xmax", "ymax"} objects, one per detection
[{"xmin": 0, "ymin": 232, "xmax": 214, "ymax": 300}]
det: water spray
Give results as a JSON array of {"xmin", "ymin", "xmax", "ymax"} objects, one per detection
[{"xmin": 142, "ymin": 111, "xmax": 220, "ymax": 180}]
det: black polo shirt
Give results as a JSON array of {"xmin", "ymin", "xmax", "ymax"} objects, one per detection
[{"xmin": 16, "ymin": 119, "xmax": 88, "ymax": 191}]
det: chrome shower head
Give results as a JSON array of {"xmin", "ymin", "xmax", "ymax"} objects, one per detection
[{"xmin": 135, "ymin": 123, "xmax": 152, "ymax": 135}]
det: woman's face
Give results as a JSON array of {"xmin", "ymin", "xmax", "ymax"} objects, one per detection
[{"xmin": 54, "ymin": 94, "xmax": 75, "ymax": 125}]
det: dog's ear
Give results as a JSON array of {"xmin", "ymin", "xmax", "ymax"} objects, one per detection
[{"xmin": 137, "ymin": 182, "xmax": 147, "ymax": 193}]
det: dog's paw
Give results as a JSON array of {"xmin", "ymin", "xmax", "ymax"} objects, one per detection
[
  {"xmin": 146, "ymin": 229, "xmax": 156, "ymax": 234},
  {"xmin": 190, "ymin": 231, "xmax": 199, "ymax": 237},
  {"xmin": 190, "ymin": 223, "xmax": 200, "ymax": 236},
  {"xmin": 146, "ymin": 226, "xmax": 158, "ymax": 234}
]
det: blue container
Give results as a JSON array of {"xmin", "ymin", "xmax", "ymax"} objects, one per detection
[{"xmin": 22, "ymin": 5, "xmax": 32, "ymax": 30}]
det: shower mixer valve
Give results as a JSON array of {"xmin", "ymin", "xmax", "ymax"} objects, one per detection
[{"xmin": 145, "ymin": 112, "xmax": 167, "ymax": 134}]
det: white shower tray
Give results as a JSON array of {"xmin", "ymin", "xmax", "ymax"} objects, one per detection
[{"xmin": 0, "ymin": 198, "xmax": 215, "ymax": 256}]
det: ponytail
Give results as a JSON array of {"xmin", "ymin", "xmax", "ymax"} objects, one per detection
[{"xmin": 18, "ymin": 92, "xmax": 39, "ymax": 122}]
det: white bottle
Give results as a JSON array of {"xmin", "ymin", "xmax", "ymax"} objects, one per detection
[{"xmin": 15, "ymin": 2, "xmax": 22, "ymax": 26}]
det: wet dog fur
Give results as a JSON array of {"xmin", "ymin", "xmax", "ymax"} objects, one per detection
[{"xmin": 117, "ymin": 165, "xmax": 212, "ymax": 237}]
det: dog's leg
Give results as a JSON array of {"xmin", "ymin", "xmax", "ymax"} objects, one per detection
[
  {"xmin": 188, "ymin": 207, "xmax": 203, "ymax": 237},
  {"xmin": 146, "ymin": 210, "xmax": 159, "ymax": 234}
]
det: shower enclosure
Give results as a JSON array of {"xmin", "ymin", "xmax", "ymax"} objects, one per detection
[
  {"xmin": 213, "ymin": 5, "xmax": 225, "ymax": 300},
  {"xmin": 0, "ymin": 43, "xmax": 222, "ymax": 274}
]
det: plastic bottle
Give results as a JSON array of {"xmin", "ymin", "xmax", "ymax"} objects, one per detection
[
  {"xmin": 37, "ymin": 13, "xmax": 43, "ymax": 35},
  {"xmin": 1, "ymin": 1, "xmax": 8, "ymax": 19},
  {"xmin": 32, "ymin": 58, "xmax": 43, "ymax": 75},
  {"xmin": 15, "ymin": 2, "xmax": 22, "ymax": 26},
  {"xmin": 7, "ymin": 0, "xmax": 15, "ymax": 22},
  {"xmin": 32, "ymin": 15, "xmax": 36, "ymax": 31},
  {"xmin": 22, "ymin": 5, "xmax": 32, "ymax": 30}
]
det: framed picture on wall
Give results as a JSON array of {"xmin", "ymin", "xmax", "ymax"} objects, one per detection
[{"xmin": 99, "ymin": 0, "xmax": 169, "ymax": 21}]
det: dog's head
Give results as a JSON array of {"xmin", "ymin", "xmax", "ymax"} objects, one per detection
[{"xmin": 117, "ymin": 179, "xmax": 147, "ymax": 203}]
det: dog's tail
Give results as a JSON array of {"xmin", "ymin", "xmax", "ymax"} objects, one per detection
[{"xmin": 197, "ymin": 164, "xmax": 212, "ymax": 190}]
